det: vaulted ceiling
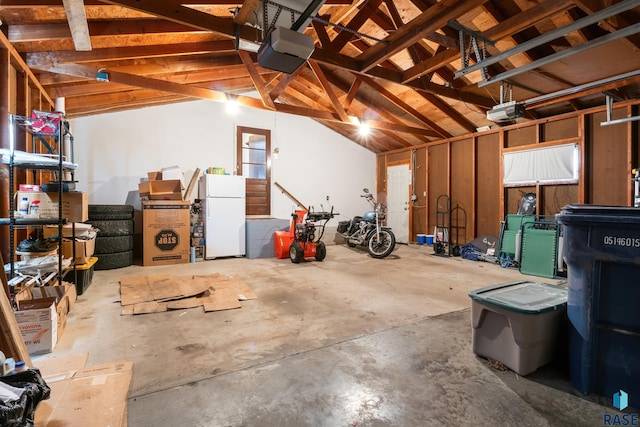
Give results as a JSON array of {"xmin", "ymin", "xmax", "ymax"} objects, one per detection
[{"xmin": 1, "ymin": 0, "xmax": 639, "ymax": 153}]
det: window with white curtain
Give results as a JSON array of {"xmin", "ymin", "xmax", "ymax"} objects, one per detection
[{"xmin": 503, "ymin": 143, "xmax": 579, "ymax": 186}]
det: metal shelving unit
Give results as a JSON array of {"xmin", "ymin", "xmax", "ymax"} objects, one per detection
[{"xmin": 2, "ymin": 112, "xmax": 77, "ymax": 289}]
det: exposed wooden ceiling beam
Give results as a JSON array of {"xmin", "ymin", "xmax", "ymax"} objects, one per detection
[
  {"xmin": 232, "ymin": 0, "xmax": 261, "ymax": 25},
  {"xmin": 358, "ymin": 0, "xmax": 488, "ymax": 72},
  {"xmin": 237, "ymin": 50, "xmax": 276, "ymax": 110},
  {"xmin": 319, "ymin": 70, "xmax": 441, "ymax": 139},
  {"xmin": 62, "ymin": 0, "xmax": 92, "ymax": 51},
  {"xmin": 0, "ymin": 31, "xmax": 54, "ymax": 106},
  {"xmin": 400, "ymin": 0, "xmax": 574, "ymax": 83},
  {"xmin": 8, "ymin": 20, "xmax": 206, "ymax": 42},
  {"xmin": 99, "ymin": 0, "xmax": 257, "ymax": 41},
  {"xmin": 37, "ymin": 56, "xmax": 434, "ymax": 136},
  {"xmin": 309, "ymin": 61, "xmax": 350, "ymax": 122},
  {"xmin": 269, "ymin": 70, "xmax": 303, "ymax": 101},
  {"xmin": 330, "ymin": 0, "xmax": 384, "ymax": 53},
  {"xmin": 343, "ymin": 78, "xmax": 362, "ymax": 112},
  {"xmin": 377, "ymin": 0, "xmax": 458, "ymax": 50},
  {"xmin": 358, "ymin": 74, "xmax": 450, "ymax": 138},
  {"xmin": 26, "ymin": 41, "xmax": 237, "ymax": 66},
  {"xmin": 311, "ymin": 19, "xmax": 332, "ymax": 49}
]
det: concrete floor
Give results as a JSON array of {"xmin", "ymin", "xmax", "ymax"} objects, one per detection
[{"xmin": 34, "ymin": 243, "xmax": 618, "ymax": 426}]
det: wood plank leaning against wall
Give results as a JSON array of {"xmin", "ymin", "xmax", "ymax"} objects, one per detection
[{"xmin": 378, "ymin": 101, "xmax": 640, "ymax": 245}]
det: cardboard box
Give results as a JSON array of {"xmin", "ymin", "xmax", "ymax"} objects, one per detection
[
  {"xmin": 16, "ymin": 191, "xmax": 88, "ymax": 222},
  {"xmin": 138, "ymin": 180, "xmax": 183, "ymax": 200},
  {"xmin": 161, "ymin": 165, "xmax": 185, "ymax": 188},
  {"xmin": 43, "ymin": 224, "xmax": 96, "ymax": 263},
  {"xmin": 147, "ymin": 171, "xmax": 162, "ymax": 181},
  {"xmin": 62, "ymin": 237, "xmax": 96, "ymax": 264},
  {"xmin": 43, "ymin": 223, "xmax": 94, "ymax": 239},
  {"xmin": 14, "ymin": 300, "xmax": 58, "ymax": 355},
  {"xmin": 142, "ymin": 200, "xmax": 190, "ymax": 266},
  {"xmin": 15, "ymin": 282, "xmax": 77, "ymax": 346}
]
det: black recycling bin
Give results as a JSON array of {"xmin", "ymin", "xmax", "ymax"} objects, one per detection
[{"xmin": 556, "ymin": 204, "xmax": 640, "ymax": 407}]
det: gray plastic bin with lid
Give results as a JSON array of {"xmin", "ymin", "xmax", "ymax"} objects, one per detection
[
  {"xmin": 556, "ymin": 204, "xmax": 640, "ymax": 404},
  {"xmin": 469, "ymin": 280, "xmax": 568, "ymax": 375}
]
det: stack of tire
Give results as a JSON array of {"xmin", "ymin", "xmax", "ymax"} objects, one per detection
[{"xmin": 87, "ymin": 204, "xmax": 134, "ymax": 270}]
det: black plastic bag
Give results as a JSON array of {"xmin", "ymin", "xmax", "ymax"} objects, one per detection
[{"xmin": 0, "ymin": 369, "xmax": 51, "ymax": 427}]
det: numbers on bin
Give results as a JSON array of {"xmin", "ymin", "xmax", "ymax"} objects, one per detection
[{"xmin": 603, "ymin": 235, "xmax": 640, "ymax": 247}]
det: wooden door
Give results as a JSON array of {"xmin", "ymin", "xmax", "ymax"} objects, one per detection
[{"xmin": 237, "ymin": 126, "xmax": 271, "ymax": 216}]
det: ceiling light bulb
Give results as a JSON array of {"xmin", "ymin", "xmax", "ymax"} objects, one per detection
[
  {"xmin": 359, "ymin": 122, "xmax": 370, "ymax": 136},
  {"xmin": 226, "ymin": 98, "xmax": 239, "ymax": 114}
]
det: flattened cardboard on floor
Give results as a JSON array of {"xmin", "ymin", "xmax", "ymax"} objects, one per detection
[
  {"xmin": 33, "ymin": 352, "xmax": 88, "ymax": 378},
  {"xmin": 120, "ymin": 275, "xmax": 211, "ymax": 306},
  {"xmin": 119, "ymin": 274, "xmax": 256, "ymax": 314},
  {"xmin": 201, "ymin": 288, "xmax": 242, "ymax": 312},
  {"xmin": 33, "ymin": 355, "xmax": 132, "ymax": 427},
  {"xmin": 211, "ymin": 277, "xmax": 258, "ymax": 300}
]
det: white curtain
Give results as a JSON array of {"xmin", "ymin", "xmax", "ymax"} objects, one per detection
[{"xmin": 503, "ymin": 143, "xmax": 578, "ymax": 185}]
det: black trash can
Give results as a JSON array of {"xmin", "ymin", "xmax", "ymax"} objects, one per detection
[{"xmin": 557, "ymin": 204, "xmax": 640, "ymax": 407}]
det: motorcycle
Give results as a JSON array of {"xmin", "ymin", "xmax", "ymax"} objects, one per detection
[{"xmin": 337, "ymin": 188, "xmax": 396, "ymax": 258}]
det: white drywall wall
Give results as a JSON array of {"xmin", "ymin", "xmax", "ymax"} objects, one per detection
[{"xmin": 70, "ymin": 99, "xmax": 377, "ymax": 222}]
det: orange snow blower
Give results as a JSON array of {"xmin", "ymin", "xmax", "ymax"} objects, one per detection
[{"xmin": 273, "ymin": 183, "xmax": 336, "ymax": 263}]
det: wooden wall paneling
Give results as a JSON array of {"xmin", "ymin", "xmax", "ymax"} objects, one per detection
[
  {"xmin": 541, "ymin": 116, "xmax": 579, "ymax": 142},
  {"xmin": 450, "ymin": 138, "xmax": 474, "ymax": 245},
  {"xmin": 476, "ymin": 133, "xmax": 501, "ymax": 237},
  {"xmin": 427, "ymin": 143, "xmax": 449, "ymax": 235},
  {"xmin": 634, "ymin": 105, "xmax": 640, "ymax": 167},
  {"xmin": 541, "ymin": 185, "xmax": 579, "ymax": 217},
  {"xmin": 577, "ymin": 114, "xmax": 586, "ymax": 203},
  {"xmin": 587, "ymin": 108, "xmax": 629, "ymax": 206},
  {"xmin": 499, "ymin": 129, "xmax": 505, "ymax": 222},
  {"xmin": 411, "ymin": 148, "xmax": 427, "ymax": 237},
  {"xmin": 627, "ymin": 104, "xmax": 635, "ymax": 206},
  {"xmin": 505, "ymin": 124, "xmax": 536, "ymax": 148},
  {"xmin": 386, "ymin": 151, "xmax": 410, "ymax": 164},
  {"xmin": 633, "ymin": 106, "xmax": 640, "ymax": 199},
  {"xmin": 0, "ymin": 46, "xmax": 9, "ymax": 266}
]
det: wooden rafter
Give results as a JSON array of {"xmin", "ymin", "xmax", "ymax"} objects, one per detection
[
  {"xmin": 237, "ymin": 50, "xmax": 276, "ymax": 110},
  {"xmin": 62, "ymin": 0, "xmax": 92, "ymax": 51},
  {"xmin": 269, "ymin": 69, "xmax": 304, "ymax": 101},
  {"xmin": 330, "ymin": 0, "xmax": 384, "ymax": 53},
  {"xmin": 343, "ymin": 78, "xmax": 362, "ymax": 112},
  {"xmin": 358, "ymin": 74, "xmax": 450, "ymax": 138},
  {"xmin": 99, "ymin": 0, "xmax": 258, "ymax": 41},
  {"xmin": 400, "ymin": 0, "xmax": 574, "ymax": 83},
  {"xmin": 309, "ymin": 61, "xmax": 350, "ymax": 122},
  {"xmin": 233, "ymin": 0, "xmax": 261, "ymax": 25},
  {"xmin": 26, "ymin": 41, "xmax": 237, "ymax": 66},
  {"xmin": 358, "ymin": 0, "xmax": 488, "ymax": 72}
]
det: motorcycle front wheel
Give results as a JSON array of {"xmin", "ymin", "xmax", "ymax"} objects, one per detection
[{"xmin": 367, "ymin": 230, "xmax": 396, "ymax": 258}]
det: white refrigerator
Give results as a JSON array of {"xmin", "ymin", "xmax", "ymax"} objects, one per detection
[{"xmin": 198, "ymin": 174, "xmax": 246, "ymax": 259}]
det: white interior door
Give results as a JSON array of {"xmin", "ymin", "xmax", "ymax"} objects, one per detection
[{"xmin": 386, "ymin": 164, "xmax": 411, "ymax": 244}]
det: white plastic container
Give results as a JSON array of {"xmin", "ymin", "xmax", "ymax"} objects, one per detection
[
  {"xmin": 469, "ymin": 281, "xmax": 568, "ymax": 375},
  {"xmin": 18, "ymin": 197, "xmax": 29, "ymax": 215}
]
